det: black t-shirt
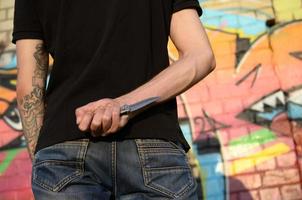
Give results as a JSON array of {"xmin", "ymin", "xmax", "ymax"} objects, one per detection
[{"xmin": 12, "ymin": 0, "xmax": 203, "ymax": 154}]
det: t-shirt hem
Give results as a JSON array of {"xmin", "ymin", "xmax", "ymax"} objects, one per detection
[
  {"xmin": 34, "ymin": 129, "xmax": 191, "ymax": 155},
  {"xmin": 11, "ymin": 31, "xmax": 44, "ymax": 44}
]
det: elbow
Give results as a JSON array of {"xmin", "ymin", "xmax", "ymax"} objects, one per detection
[
  {"xmin": 194, "ymin": 50, "xmax": 216, "ymax": 73},
  {"xmin": 190, "ymin": 51, "xmax": 216, "ymax": 84},
  {"xmin": 178, "ymin": 49, "xmax": 216, "ymax": 84},
  {"xmin": 181, "ymin": 49, "xmax": 216, "ymax": 70},
  {"xmin": 207, "ymin": 51, "xmax": 216, "ymax": 72}
]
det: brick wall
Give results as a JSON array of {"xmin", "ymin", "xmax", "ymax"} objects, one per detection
[
  {"xmin": 0, "ymin": 0, "xmax": 14, "ymax": 44},
  {"xmin": 0, "ymin": 0, "xmax": 302, "ymax": 199}
]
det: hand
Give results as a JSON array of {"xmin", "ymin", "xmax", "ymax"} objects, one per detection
[{"xmin": 75, "ymin": 98, "xmax": 129, "ymax": 137}]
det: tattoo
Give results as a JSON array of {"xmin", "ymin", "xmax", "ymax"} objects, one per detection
[{"xmin": 17, "ymin": 43, "xmax": 48, "ymax": 160}]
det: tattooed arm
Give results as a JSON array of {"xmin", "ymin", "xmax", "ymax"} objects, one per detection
[{"xmin": 15, "ymin": 39, "xmax": 49, "ymax": 161}]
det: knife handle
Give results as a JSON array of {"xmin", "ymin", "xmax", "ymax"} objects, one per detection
[{"xmin": 120, "ymin": 104, "xmax": 130, "ymax": 115}]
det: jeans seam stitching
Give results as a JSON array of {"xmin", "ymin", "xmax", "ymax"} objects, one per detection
[
  {"xmin": 112, "ymin": 141, "xmax": 117, "ymax": 198},
  {"xmin": 167, "ymin": 141, "xmax": 187, "ymax": 156},
  {"xmin": 135, "ymin": 139, "xmax": 175, "ymax": 198},
  {"xmin": 32, "ymin": 139, "xmax": 89, "ymax": 192},
  {"xmin": 135, "ymin": 139, "xmax": 196, "ymax": 198}
]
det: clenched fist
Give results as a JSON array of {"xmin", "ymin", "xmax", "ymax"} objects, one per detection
[{"xmin": 75, "ymin": 98, "xmax": 129, "ymax": 137}]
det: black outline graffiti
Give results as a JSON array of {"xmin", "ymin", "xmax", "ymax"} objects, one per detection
[
  {"xmin": 194, "ymin": 108, "xmax": 231, "ymax": 135},
  {"xmin": 235, "ymin": 63, "xmax": 261, "ymax": 88},
  {"xmin": 289, "ymin": 51, "xmax": 302, "ymax": 61}
]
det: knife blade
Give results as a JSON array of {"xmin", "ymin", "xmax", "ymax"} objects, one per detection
[{"xmin": 120, "ymin": 96, "xmax": 160, "ymax": 115}]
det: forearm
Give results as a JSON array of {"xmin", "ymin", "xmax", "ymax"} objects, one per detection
[
  {"xmin": 117, "ymin": 51, "xmax": 216, "ymax": 105},
  {"xmin": 16, "ymin": 41, "xmax": 49, "ymax": 161},
  {"xmin": 17, "ymin": 88, "xmax": 46, "ymax": 161}
]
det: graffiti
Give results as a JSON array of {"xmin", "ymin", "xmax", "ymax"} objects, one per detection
[
  {"xmin": 194, "ymin": 109, "xmax": 231, "ymax": 135},
  {"xmin": 290, "ymin": 51, "xmax": 302, "ymax": 61},
  {"xmin": 235, "ymin": 63, "xmax": 261, "ymax": 88},
  {"xmin": 1, "ymin": 0, "xmax": 302, "ymax": 199},
  {"xmin": 0, "ymin": 44, "xmax": 26, "ymax": 151},
  {"xmin": 168, "ymin": 1, "xmax": 302, "ymax": 198},
  {"xmin": 237, "ymin": 88, "xmax": 302, "ymax": 129}
]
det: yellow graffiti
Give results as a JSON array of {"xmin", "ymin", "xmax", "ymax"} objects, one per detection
[
  {"xmin": 227, "ymin": 143, "xmax": 290, "ymax": 175},
  {"xmin": 273, "ymin": 0, "xmax": 302, "ymax": 21}
]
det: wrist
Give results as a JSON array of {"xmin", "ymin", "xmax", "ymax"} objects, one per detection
[{"xmin": 115, "ymin": 95, "xmax": 133, "ymax": 106}]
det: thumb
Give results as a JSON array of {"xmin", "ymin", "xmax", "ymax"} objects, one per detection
[{"xmin": 119, "ymin": 115, "xmax": 129, "ymax": 128}]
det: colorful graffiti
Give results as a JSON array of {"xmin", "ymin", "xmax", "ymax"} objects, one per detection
[
  {"xmin": 167, "ymin": 0, "xmax": 302, "ymax": 199},
  {"xmin": 1, "ymin": 0, "xmax": 302, "ymax": 199}
]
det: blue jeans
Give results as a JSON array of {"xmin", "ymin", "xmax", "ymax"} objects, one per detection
[{"xmin": 31, "ymin": 138, "xmax": 198, "ymax": 199}]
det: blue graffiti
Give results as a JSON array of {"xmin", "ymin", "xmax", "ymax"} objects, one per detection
[
  {"xmin": 2, "ymin": 54, "xmax": 17, "ymax": 70},
  {"xmin": 200, "ymin": 9, "xmax": 267, "ymax": 36},
  {"xmin": 180, "ymin": 122, "xmax": 226, "ymax": 200}
]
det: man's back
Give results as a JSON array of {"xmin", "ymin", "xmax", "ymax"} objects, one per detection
[
  {"xmin": 13, "ymin": 0, "xmax": 202, "ymax": 155},
  {"xmin": 12, "ymin": 0, "xmax": 215, "ymax": 199}
]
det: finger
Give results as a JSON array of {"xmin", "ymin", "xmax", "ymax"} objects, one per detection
[
  {"xmin": 75, "ymin": 107, "xmax": 85, "ymax": 124},
  {"xmin": 78, "ymin": 110, "xmax": 94, "ymax": 131},
  {"xmin": 118, "ymin": 115, "xmax": 129, "ymax": 130},
  {"xmin": 101, "ymin": 106, "xmax": 113, "ymax": 133},
  {"xmin": 75, "ymin": 102, "xmax": 94, "ymax": 124},
  {"xmin": 106, "ymin": 106, "xmax": 120, "ymax": 133},
  {"xmin": 90, "ymin": 106, "xmax": 105, "ymax": 135}
]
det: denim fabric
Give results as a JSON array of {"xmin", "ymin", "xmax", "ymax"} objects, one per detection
[{"xmin": 31, "ymin": 138, "xmax": 198, "ymax": 200}]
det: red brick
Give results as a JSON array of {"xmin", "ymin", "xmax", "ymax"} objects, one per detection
[
  {"xmin": 262, "ymin": 168, "xmax": 300, "ymax": 187},
  {"xmin": 281, "ymin": 184, "xmax": 302, "ymax": 200},
  {"xmin": 229, "ymin": 81, "xmax": 252, "ymax": 98},
  {"xmin": 259, "ymin": 187, "xmax": 281, "ymax": 200},
  {"xmin": 230, "ymin": 193, "xmax": 238, "ymax": 200},
  {"xmin": 14, "ymin": 189, "xmax": 34, "ymax": 200},
  {"xmin": 202, "ymin": 71, "xmax": 217, "ymax": 85},
  {"xmin": 215, "ymin": 68, "xmax": 235, "ymax": 84},
  {"xmin": 0, "ymin": 174, "xmax": 31, "ymax": 192},
  {"xmin": 209, "ymin": 83, "xmax": 241, "ymax": 99},
  {"xmin": 250, "ymin": 77, "xmax": 280, "ymax": 95},
  {"xmin": 184, "ymin": 102, "xmax": 202, "ymax": 120},
  {"xmin": 241, "ymin": 93, "xmax": 264, "ymax": 108},
  {"xmin": 229, "ymin": 174, "xmax": 261, "ymax": 192},
  {"xmin": 214, "ymin": 113, "xmax": 249, "ymax": 128},
  {"xmin": 266, "ymin": 136, "xmax": 295, "ymax": 150},
  {"xmin": 256, "ymin": 157, "xmax": 276, "ymax": 171},
  {"xmin": 184, "ymin": 82, "xmax": 210, "ymax": 103},
  {"xmin": 0, "ymin": 161, "xmax": 19, "ymax": 177},
  {"xmin": 227, "ymin": 126, "xmax": 250, "ymax": 142},
  {"xmin": 0, "ymin": 191, "xmax": 17, "ymax": 200},
  {"xmin": 15, "ymin": 159, "xmax": 32, "ymax": 173},
  {"xmin": 16, "ymin": 150, "xmax": 31, "ymax": 160},
  {"xmin": 276, "ymin": 151, "xmax": 297, "ymax": 167},
  {"xmin": 199, "ymin": 99, "xmax": 224, "ymax": 115},
  {"xmin": 222, "ymin": 97, "xmax": 244, "ymax": 114},
  {"xmin": 239, "ymin": 190, "xmax": 259, "ymax": 200}
]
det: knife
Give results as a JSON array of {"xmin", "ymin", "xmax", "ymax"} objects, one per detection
[{"xmin": 120, "ymin": 96, "xmax": 160, "ymax": 115}]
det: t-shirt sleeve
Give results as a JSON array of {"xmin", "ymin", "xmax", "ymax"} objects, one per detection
[
  {"xmin": 11, "ymin": 0, "xmax": 44, "ymax": 44},
  {"xmin": 172, "ymin": 0, "xmax": 203, "ymax": 17}
]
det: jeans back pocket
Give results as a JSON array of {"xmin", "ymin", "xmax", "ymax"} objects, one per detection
[
  {"xmin": 32, "ymin": 138, "xmax": 89, "ymax": 192},
  {"xmin": 135, "ymin": 138, "xmax": 195, "ymax": 199}
]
